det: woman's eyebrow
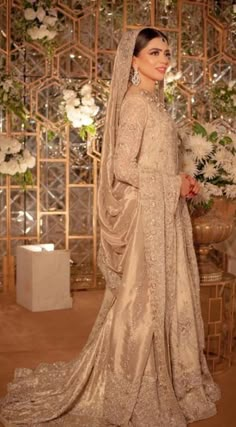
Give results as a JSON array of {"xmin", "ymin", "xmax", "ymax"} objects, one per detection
[{"xmin": 148, "ymin": 48, "xmax": 171, "ymax": 53}]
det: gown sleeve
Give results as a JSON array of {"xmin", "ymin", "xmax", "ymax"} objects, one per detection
[{"xmin": 113, "ymin": 95, "xmax": 148, "ymax": 188}]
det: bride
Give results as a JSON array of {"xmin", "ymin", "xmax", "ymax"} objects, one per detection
[{"xmin": 0, "ymin": 28, "xmax": 220, "ymax": 426}]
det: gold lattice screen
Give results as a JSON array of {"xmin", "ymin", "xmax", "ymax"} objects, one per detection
[{"xmin": 0, "ymin": 0, "xmax": 235, "ymax": 290}]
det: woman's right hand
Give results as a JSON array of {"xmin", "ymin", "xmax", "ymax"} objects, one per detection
[{"xmin": 179, "ymin": 173, "xmax": 192, "ymax": 198}]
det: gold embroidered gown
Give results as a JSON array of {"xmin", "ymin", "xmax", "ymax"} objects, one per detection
[{"xmin": 0, "ymin": 30, "xmax": 220, "ymax": 427}]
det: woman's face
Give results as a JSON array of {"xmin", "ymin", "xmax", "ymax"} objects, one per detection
[{"xmin": 132, "ymin": 37, "xmax": 171, "ymax": 82}]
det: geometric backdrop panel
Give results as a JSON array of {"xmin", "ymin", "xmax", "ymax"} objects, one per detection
[{"xmin": 0, "ymin": 0, "xmax": 235, "ymax": 290}]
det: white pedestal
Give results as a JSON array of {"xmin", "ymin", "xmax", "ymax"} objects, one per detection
[{"xmin": 16, "ymin": 244, "xmax": 73, "ymax": 312}]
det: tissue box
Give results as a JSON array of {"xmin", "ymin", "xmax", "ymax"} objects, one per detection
[{"xmin": 16, "ymin": 244, "xmax": 72, "ymax": 312}]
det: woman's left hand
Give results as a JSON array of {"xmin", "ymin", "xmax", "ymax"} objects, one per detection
[{"xmin": 185, "ymin": 175, "xmax": 200, "ymax": 198}]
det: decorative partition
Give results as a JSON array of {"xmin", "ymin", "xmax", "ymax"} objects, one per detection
[{"xmin": 0, "ymin": 0, "xmax": 235, "ymax": 290}]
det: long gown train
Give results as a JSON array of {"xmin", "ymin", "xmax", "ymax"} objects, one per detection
[{"xmin": 0, "ymin": 88, "xmax": 220, "ymax": 427}]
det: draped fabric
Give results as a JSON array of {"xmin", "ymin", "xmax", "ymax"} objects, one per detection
[{"xmin": 0, "ymin": 30, "xmax": 220, "ymax": 427}]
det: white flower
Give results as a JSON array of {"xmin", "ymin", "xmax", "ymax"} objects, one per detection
[
  {"xmin": 22, "ymin": 149, "xmax": 35, "ymax": 168},
  {"xmin": 214, "ymin": 147, "xmax": 227, "ymax": 166},
  {"xmin": 205, "ymin": 183, "xmax": 223, "ymax": 197},
  {"xmin": 67, "ymin": 108, "xmax": 93, "ymax": 127},
  {"xmin": 201, "ymin": 162, "xmax": 218, "ymax": 179},
  {"xmin": 80, "ymin": 114, "xmax": 93, "ymax": 126},
  {"xmin": 63, "ymin": 89, "xmax": 77, "ymax": 102},
  {"xmin": 5, "ymin": 159, "xmax": 20, "ymax": 175},
  {"xmin": 27, "ymin": 25, "xmax": 56, "ymax": 41},
  {"xmin": 46, "ymin": 29, "xmax": 57, "ymax": 40},
  {"xmin": 188, "ymin": 135, "xmax": 213, "ymax": 161},
  {"xmin": 18, "ymin": 160, "xmax": 28, "ymax": 174},
  {"xmin": 65, "ymin": 98, "xmax": 80, "ymax": 109},
  {"xmin": 0, "ymin": 136, "xmax": 22, "ymax": 154},
  {"xmin": 80, "ymin": 105, "xmax": 98, "ymax": 117},
  {"xmin": 80, "ymin": 84, "xmax": 92, "ymax": 97},
  {"xmin": 81, "ymin": 95, "xmax": 95, "ymax": 107},
  {"xmin": 165, "ymin": 71, "xmax": 182, "ymax": 84},
  {"xmin": 181, "ymin": 152, "xmax": 198, "ymax": 177},
  {"xmin": 24, "ymin": 8, "xmax": 36, "ymax": 20},
  {"xmin": 36, "ymin": 6, "xmax": 46, "ymax": 22},
  {"xmin": 192, "ymin": 183, "xmax": 211, "ymax": 205},
  {"xmin": 43, "ymin": 15, "xmax": 57, "ymax": 27},
  {"xmin": 224, "ymin": 184, "xmax": 236, "ymax": 199},
  {"xmin": 90, "ymin": 104, "xmax": 99, "ymax": 116}
]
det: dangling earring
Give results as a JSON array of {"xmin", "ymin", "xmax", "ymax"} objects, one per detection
[{"xmin": 131, "ymin": 68, "xmax": 141, "ymax": 86}]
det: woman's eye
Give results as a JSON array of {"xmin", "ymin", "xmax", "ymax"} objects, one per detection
[{"xmin": 151, "ymin": 51, "xmax": 160, "ymax": 56}]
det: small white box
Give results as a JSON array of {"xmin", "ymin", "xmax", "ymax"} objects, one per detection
[{"xmin": 16, "ymin": 244, "xmax": 73, "ymax": 312}]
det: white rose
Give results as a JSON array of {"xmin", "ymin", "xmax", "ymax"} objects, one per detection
[
  {"xmin": 28, "ymin": 25, "xmax": 54, "ymax": 40},
  {"xmin": 80, "ymin": 104, "xmax": 98, "ymax": 117},
  {"xmin": 23, "ymin": 149, "xmax": 36, "ymax": 168},
  {"xmin": 81, "ymin": 114, "xmax": 93, "ymax": 126},
  {"xmin": 43, "ymin": 16, "xmax": 57, "ymax": 27},
  {"xmin": 0, "ymin": 138, "xmax": 21, "ymax": 154},
  {"xmin": 63, "ymin": 89, "xmax": 77, "ymax": 101},
  {"xmin": 80, "ymin": 84, "xmax": 92, "ymax": 97},
  {"xmin": 90, "ymin": 104, "xmax": 99, "ymax": 116},
  {"xmin": 46, "ymin": 30, "xmax": 57, "ymax": 40},
  {"xmin": 6, "ymin": 159, "xmax": 20, "ymax": 176},
  {"xmin": 24, "ymin": 8, "xmax": 36, "ymax": 21},
  {"xmin": 80, "ymin": 105, "xmax": 93, "ymax": 116},
  {"xmin": 18, "ymin": 160, "xmax": 28, "ymax": 173},
  {"xmin": 8, "ymin": 139, "xmax": 22, "ymax": 154},
  {"xmin": 27, "ymin": 27, "xmax": 41, "ymax": 40},
  {"xmin": 36, "ymin": 6, "xmax": 46, "ymax": 22},
  {"xmin": 67, "ymin": 108, "xmax": 81, "ymax": 123},
  {"xmin": 81, "ymin": 95, "xmax": 95, "ymax": 107},
  {"xmin": 165, "ymin": 72, "xmax": 175, "ymax": 84}
]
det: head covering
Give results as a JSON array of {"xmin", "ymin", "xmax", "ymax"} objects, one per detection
[
  {"xmin": 97, "ymin": 30, "xmax": 139, "ymax": 222},
  {"xmin": 97, "ymin": 29, "xmax": 164, "ymax": 292}
]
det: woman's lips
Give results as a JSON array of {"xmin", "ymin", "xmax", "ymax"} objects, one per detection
[{"xmin": 156, "ymin": 67, "xmax": 167, "ymax": 74}]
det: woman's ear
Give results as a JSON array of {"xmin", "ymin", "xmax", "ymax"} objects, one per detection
[{"xmin": 132, "ymin": 56, "xmax": 138, "ymax": 70}]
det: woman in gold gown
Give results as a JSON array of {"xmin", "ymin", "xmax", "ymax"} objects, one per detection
[{"xmin": 0, "ymin": 28, "xmax": 220, "ymax": 427}]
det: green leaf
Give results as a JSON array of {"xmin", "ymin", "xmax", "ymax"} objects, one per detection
[
  {"xmin": 209, "ymin": 131, "xmax": 218, "ymax": 142},
  {"xmin": 193, "ymin": 122, "xmax": 207, "ymax": 137}
]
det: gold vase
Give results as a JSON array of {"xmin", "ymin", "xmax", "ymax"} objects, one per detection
[{"xmin": 191, "ymin": 197, "xmax": 236, "ymax": 282}]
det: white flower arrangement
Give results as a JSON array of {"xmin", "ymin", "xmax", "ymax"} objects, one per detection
[
  {"xmin": 0, "ymin": 135, "xmax": 35, "ymax": 186},
  {"xmin": 0, "ymin": 74, "xmax": 27, "ymax": 121},
  {"xmin": 61, "ymin": 84, "xmax": 99, "ymax": 139},
  {"xmin": 210, "ymin": 80, "xmax": 236, "ymax": 120},
  {"xmin": 164, "ymin": 60, "xmax": 182, "ymax": 104},
  {"xmin": 22, "ymin": 0, "xmax": 60, "ymax": 53},
  {"xmin": 181, "ymin": 122, "xmax": 236, "ymax": 208}
]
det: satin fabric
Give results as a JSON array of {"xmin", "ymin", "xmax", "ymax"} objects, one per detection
[{"xmin": 0, "ymin": 30, "xmax": 220, "ymax": 426}]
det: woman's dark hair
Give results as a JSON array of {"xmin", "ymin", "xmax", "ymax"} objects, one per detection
[{"xmin": 133, "ymin": 28, "xmax": 168, "ymax": 57}]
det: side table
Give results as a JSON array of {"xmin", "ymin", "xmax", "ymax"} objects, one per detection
[{"xmin": 200, "ymin": 273, "xmax": 236, "ymax": 373}]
